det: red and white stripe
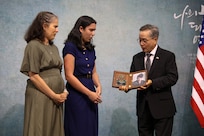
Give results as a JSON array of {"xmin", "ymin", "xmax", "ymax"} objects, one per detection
[{"xmin": 191, "ymin": 28, "xmax": 204, "ymax": 128}]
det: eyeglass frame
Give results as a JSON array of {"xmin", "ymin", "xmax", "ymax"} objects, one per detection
[{"xmin": 137, "ymin": 38, "xmax": 155, "ymax": 44}]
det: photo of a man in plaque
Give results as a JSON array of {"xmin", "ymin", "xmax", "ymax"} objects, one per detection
[{"xmin": 132, "ymin": 72, "xmax": 146, "ymax": 87}]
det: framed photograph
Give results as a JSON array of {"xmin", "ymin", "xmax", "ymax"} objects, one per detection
[{"xmin": 112, "ymin": 70, "xmax": 147, "ymax": 89}]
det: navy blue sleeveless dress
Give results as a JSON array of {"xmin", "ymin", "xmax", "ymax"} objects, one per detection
[{"xmin": 63, "ymin": 42, "xmax": 98, "ymax": 136}]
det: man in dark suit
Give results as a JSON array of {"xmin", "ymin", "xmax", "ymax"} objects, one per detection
[{"xmin": 120, "ymin": 24, "xmax": 178, "ymax": 136}]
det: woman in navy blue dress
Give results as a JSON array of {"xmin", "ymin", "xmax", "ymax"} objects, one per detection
[{"xmin": 63, "ymin": 16, "xmax": 102, "ymax": 136}]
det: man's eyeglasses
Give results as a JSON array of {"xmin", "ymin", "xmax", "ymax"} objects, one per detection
[{"xmin": 137, "ymin": 38, "xmax": 153, "ymax": 44}]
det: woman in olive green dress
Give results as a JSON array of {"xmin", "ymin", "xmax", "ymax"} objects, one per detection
[{"xmin": 20, "ymin": 11, "xmax": 68, "ymax": 136}]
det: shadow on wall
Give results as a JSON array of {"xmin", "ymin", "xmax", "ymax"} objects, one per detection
[
  {"xmin": 108, "ymin": 107, "xmax": 137, "ymax": 136},
  {"xmin": 0, "ymin": 104, "xmax": 24, "ymax": 136}
]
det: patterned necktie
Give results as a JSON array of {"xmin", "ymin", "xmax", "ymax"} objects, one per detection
[{"xmin": 146, "ymin": 53, "xmax": 151, "ymax": 72}]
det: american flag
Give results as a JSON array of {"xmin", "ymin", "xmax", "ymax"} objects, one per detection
[{"xmin": 191, "ymin": 16, "xmax": 204, "ymax": 128}]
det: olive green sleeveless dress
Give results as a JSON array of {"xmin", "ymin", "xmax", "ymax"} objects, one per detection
[{"xmin": 20, "ymin": 40, "xmax": 64, "ymax": 136}]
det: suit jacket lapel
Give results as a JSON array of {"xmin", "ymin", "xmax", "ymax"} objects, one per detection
[
  {"xmin": 141, "ymin": 52, "xmax": 146, "ymax": 69},
  {"xmin": 148, "ymin": 47, "xmax": 161, "ymax": 76}
]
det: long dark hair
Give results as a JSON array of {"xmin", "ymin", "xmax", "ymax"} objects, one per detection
[
  {"xmin": 24, "ymin": 11, "xmax": 58, "ymax": 44},
  {"xmin": 64, "ymin": 15, "xmax": 96, "ymax": 50}
]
